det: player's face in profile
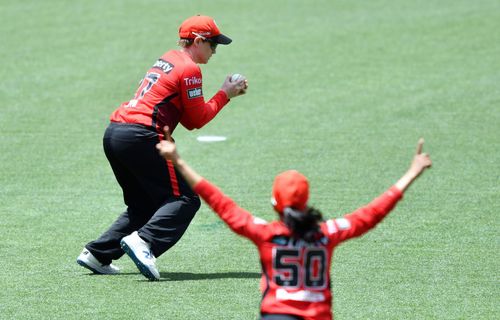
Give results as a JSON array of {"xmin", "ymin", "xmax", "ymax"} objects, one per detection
[{"xmin": 198, "ymin": 39, "xmax": 216, "ymax": 64}]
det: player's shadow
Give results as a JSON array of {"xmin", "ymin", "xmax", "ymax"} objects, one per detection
[
  {"xmin": 83, "ymin": 271, "xmax": 260, "ymax": 281},
  {"xmin": 157, "ymin": 271, "xmax": 260, "ymax": 282}
]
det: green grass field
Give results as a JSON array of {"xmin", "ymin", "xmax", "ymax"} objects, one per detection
[{"xmin": 1, "ymin": 0, "xmax": 499, "ymax": 319}]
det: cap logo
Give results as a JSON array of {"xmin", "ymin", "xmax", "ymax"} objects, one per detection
[{"xmin": 192, "ymin": 31, "xmax": 211, "ymax": 38}]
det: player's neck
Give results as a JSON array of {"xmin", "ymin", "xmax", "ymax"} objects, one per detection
[{"xmin": 181, "ymin": 47, "xmax": 199, "ymax": 64}]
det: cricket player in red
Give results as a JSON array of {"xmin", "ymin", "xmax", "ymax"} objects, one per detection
[
  {"xmin": 77, "ymin": 15, "xmax": 248, "ymax": 280},
  {"xmin": 156, "ymin": 127, "xmax": 432, "ymax": 320}
]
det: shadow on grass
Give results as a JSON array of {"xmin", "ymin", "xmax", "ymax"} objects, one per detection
[
  {"xmin": 157, "ymin": 271, "xmax": 261, "ymax": 282},
  {"xmin": 82, "ymin": 271, "xmax": 261, "ymax": 282}
]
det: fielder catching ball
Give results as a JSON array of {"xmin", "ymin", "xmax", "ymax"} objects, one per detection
[{"xmin": 77, "ymin": 15, "xmax": 248, "ymax": 281}]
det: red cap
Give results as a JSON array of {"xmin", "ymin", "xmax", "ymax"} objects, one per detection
[
  {"xmin": 272, "ymin": 170, "xmax": 309, "ymax": 214},
  {"xmin": 178, "ymin": 15, "xmax": 232, "ymax": 45}
]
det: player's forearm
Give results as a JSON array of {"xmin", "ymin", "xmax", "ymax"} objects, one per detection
[
  {"xmin": 334, "ymin": 186, "xmax": 402, "ymax": 242},
  {"xmin": 181, "ymin": 91, "xmax": 229, "ymax": 130},
  {"xmin": 172, "ymin": 158, "xmax": 203, "ymax": 188},
  {"xmin": 394, "ymin": 168, "xmax": 420, "ymax": 193}
]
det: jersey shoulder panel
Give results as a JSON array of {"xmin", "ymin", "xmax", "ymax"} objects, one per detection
[
  {"xmin": 151, "ymin": 50, "xmax": 186, "ymax": 78},
  {"xmin": 160, "ymin": 50, "xmax": 201, "ymax": 78},
  {"xmin": 257, "ymin": 221, "xmax": 292, "ymax": 241}
]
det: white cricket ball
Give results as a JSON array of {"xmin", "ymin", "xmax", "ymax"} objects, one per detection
[{"xmin": 230, "ymin": 73, "xmax": 245, "ymax": 82}]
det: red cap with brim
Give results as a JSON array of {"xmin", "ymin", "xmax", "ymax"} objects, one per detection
[
  {"xmin": 272, "ymin": 170, "xmax": 309, "ymax": 214},
  {"xmin": 179, "ymin": 15, "xmax": 232, "ymax": 45}
]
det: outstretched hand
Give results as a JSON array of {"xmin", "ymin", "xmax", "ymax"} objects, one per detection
[
  {"xmin": 395, "ymin": 138, "xmax": 432, "ymax": 192},
  {"xmin": 409, "ymin": 138, "xmax": 432, "ymax": 177},
  {"xmin": 221, "ymin": 75, "xmax": 248, "ymax": 99},
  {"xmin": 156, "ymin": 126, "xmax": 179, "ymax": 163}
]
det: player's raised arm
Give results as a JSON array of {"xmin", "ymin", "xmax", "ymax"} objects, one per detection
[
  {"xmin": 324, "ymin": 139, "xmax": 432, "ymax": 243},
  {"xmin": 395, "ymin": 138, "xmax": 432, "ymax": 192},
  {"xmin": 156, "ymin": 126, "xmax": 264, "ymax": 241},
  {"xmin": 156, "ymin": 126, "xmax": 203, "ymax": 188}
]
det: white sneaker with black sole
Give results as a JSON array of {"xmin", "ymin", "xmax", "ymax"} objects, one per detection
[
  {"xmin": 77, "ymin": 248, "xmax": 120, "ymax": 275},
  {"xmin": 120, "ymin": 231, "xmax": 160, "ymax": 281}
]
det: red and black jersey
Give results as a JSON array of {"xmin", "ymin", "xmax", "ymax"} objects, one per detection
[
  {"xmin": 194, "ymin": 180, "xmax": 403, "ymax": 320},
  {"xmin": 110, "ymin": 50, "xmax": 229, "ymax": 196},
  {"xmin": 110, "ymin": 50, "xmax": 229, "ymax": 138}
]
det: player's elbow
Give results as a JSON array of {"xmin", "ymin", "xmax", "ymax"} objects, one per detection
[{"xmin": 182, "ymin": 123, "xmax": 201, "ymax": 130}]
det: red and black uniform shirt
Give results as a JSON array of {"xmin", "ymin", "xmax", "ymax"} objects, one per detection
[
  {"xmin": 194, "ymin": 180, "xmax": 403, "ymax": 320},
  {"xmin": 109, "ymin": 50, "xmax": 229, "ymax": 196},
  {"xmin": 110, "ymin": 50, "xmax": 229, "ymax": 138}
]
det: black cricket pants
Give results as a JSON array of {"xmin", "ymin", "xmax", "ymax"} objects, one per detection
[{"xmin": 86, "ymin": 122, "xmax": 200, "ymax": 265}]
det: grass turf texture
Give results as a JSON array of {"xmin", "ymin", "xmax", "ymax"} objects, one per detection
[{"xmin": 1, "ymin": 0, "xmax": 499, "ymax": 319}]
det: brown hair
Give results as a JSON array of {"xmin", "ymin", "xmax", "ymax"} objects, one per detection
[{"xmin": 177, "ymin": 38, "xmax": 194, "ymax": 48}]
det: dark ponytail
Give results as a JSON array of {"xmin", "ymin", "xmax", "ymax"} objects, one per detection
[{"xmin": 283, "ymin": 206, "xmax": 324, "ymax": 242}]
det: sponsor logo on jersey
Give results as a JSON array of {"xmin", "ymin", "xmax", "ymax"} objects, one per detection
[
  {"xmin": 184, "ymin": 76, "xmax": 202, "ymax": 86},
  {"xmin": 335, "ymin": 218, "xmax": 351, "ymax": 230},
  {"xmin": 253, "ymin": 217, "xmax": 268, "ymax": 225},
  {"xmin": 276, "ymin": 288, "xmax": 326, "ymax": 302},
  {"xmin": 326, "ymin": 219, "xmax": 337, "ymax": 234},
  {"xmin": 271, "ymin": 235, "xmax": 328, "ymax": 247},
  {"xmin": 187, "ymin": 87, "xmax": 203, "ymax": 99},
  {"xmin": 152, "ymin": 59, "xmax": 174, "ymax": 74},
  {"xmin": 271, "ymin": 236, "xmax": 289, "ymax": 245}
]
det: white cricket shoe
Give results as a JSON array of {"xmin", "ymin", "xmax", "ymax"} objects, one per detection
[
  {"xmin": 120, "ymin": 231, "xmax": 160, "ymax": 281},
  {"xmin": 76, "ymin": 248, "xmax": 120, "ymax": 275}
]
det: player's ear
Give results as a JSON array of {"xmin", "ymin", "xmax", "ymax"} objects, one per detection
[{"xmin": 193, "ymin": 37, "xmax": 203, "ymax": 46}]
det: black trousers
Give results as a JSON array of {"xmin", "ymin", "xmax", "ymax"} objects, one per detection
[{"xmin": 86, "ymin": 123, "xmax": 201, "ymax": 265}]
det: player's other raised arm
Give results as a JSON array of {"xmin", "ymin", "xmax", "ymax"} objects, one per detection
[
  {"xmin": 325, "ymin": 138, "xmax": 432, "ymax": 243},
  {"xmin": 156, "ymin": 126, "xmax": 262, "ymax": 241},
  {"xmin": 395, "ymin": 138, "xmax": 432, "ymax": 193}
]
